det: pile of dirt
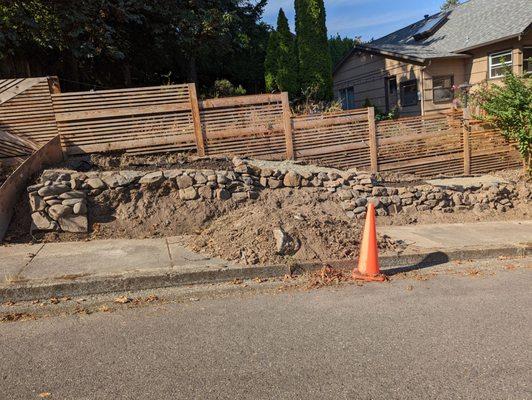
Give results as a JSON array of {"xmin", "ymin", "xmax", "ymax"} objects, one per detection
[
  {"xmin": 59, "ymin": 152, "xmax": 233, "ymax": 173},
  {"xmin": 188, "ymin": 189, "xmax": 403, "ymax": 265}
]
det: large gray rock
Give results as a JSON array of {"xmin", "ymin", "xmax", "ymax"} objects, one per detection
[
  {"xmin": 232, "ymin": 192, "xmax": 248, "ymax": 203},
  {"xmin": 162, "ymin": 169, "xmax": 182, "ymax": 179},
  {"xmin": 283, "ymin": 171, "xmax": 301, "ymax": 187},
  {"xmin": 139, "ymin": 171, "xmax": 164, "ymax": 185},
  {"xmin": 268, "ymin": 178, "xmax": 283, "ymax": 189},
  {"xmin": 198, "ymin": 186, "xmax": 213, "ymax": 200},
  {"xmin": 119, "ymin": 170, "xmax": 146, "ymax": 184},
  {"xmin": 27, "ymin": 183, "xmax": 44, "ymax": 193},
  {"xmin": 73, "ymin": 201, "xmax": 87, "ymax": 215},
  {"xmin": 37, "ymin": 184, "xmax": 70, "ymax": 197},
  {"xmin": 102, "ymin": 173, "xmax": 130, "ymax": 188},
  {"xmin": 86, "ymin": 178, "xmax": 106, "ymax": 190},
  {"xmin": 29, "ymin": 192, "xmax": 46, "ymax": 212},
  {"xmin": 31, "ymin": 212, "xmax": 54, "ymax": 231},
  {"xmin": 48, "ymin": 204, "xmax": 73, "ymax": 220},
  {"xmin": 216, "ymin": 188, "xmax": 231, "ymax": 200},
  {"xmin": 176, "ymin": 175, "xmax": 194, "ymax": 189},
  {"xmin": 273, "ymin": 228, "xmax": 300, "ymax": 255},
  {"xmin": 62, "ymin": 198, "xmax": 83, "ymax": 206},
  {"xmin": 58, "ymin": 215, "xmax": 88, "ymax": 233},
  {"xmin": 58, "ymin": 190, "xmax": 85, "ymax": 199},
  {"xmin": 179, "ymin": 187, "xmax": 198, "ymax": 200}
]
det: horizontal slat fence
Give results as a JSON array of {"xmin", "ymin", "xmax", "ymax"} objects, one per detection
[
  {"xmin": 200, "ymin": 94, "xmax": 286, "ymax": 159},
  {"xmin": 0, "ymin": 77, "xmax": 58, "ymax": 163},
  {"xmin": 51, "ymin": 84, "xmax": 195, "ymax": 155},
  {"xmin": 292, "ymin": 108, "xmax": 371, "ymax": 169},
  {"xmin": 0, "ymin": 76, "xmax": 523, "ymax": 178},
  {"xmin": 376, "ymin": 114, "xmax": 465, "ymax": 176},
  {"xmin": 468, "ymin": 123, "xmax": 521, "ymax": 174}
]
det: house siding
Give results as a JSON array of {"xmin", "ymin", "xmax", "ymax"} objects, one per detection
[
  {"xmin": 333, "ymin": 31, "xmax": 531, "ymax": 117},
  {"xmin": 333, "ymin": 51, "xmax": 422, "ymax": 117}
]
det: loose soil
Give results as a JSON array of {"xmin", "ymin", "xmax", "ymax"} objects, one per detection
[
  {"xmin": 2, "ymin": 152, "xmax": 530, "ymax": 266},
  {"xmin": 59, "ymin": 152, "xmax": 233, "ymax": 173}
]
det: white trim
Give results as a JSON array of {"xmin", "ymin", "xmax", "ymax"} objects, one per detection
[{"xmin": 488, "ymin": 49, "xmax": 513, "ymax": 79}]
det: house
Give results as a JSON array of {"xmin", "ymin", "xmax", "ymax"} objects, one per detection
[{"xmin": 333, "ymin": 0, "xmax": 532, "ymax": 117}]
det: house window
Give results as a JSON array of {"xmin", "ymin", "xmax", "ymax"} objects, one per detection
[
  {"xmin": 432, "ymin": 75, "xmax": 454, "ymax": 103},
  {"xmin": 399, "ymin": 79, "xmax": 418, "ymax": 107},
  {"xmin": 489, "ymin": 49, "xmax": 512, "ymax": 79},
  {"xmin": 523, "ymin": 47, "xmax": 532, "ymax": 75},
  {"xmin": 339, "ymin": 86, "xmax": 355, "ymax": 109}
]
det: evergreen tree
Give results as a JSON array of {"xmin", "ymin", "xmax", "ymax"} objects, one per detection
[
  {"xmin": 441, "ymin": 0, "xmax": 460, "ymax": 11},
  {"xmin": 264, "ymin": 29, "xmax": 280, "ymax": 92},
  {"xmin": 264, "ymin": 9, "xmax": 299, "ymax": 96},
  {"xmin": 329, "ymin": 34, "xmax": 360, "ymax": 68},
  {"xmin": 295, "ymin": 0, "xmax": 333, "ymax": 101}
]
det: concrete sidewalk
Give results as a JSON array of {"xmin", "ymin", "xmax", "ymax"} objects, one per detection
[
  {"xmin": 1, "ymin": 220, "xmax": 530, "ymax": 302},
  {"xmin": 381, "ymin": 220, "xmax": 532, "ymax": 250}
]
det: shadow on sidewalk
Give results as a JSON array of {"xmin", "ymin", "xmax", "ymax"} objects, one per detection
[{"xmin": 384, "ymin": 251, "xmax": 450, "ymax": 276}]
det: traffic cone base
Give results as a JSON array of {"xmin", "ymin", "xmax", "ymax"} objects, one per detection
[{"xmin": 352, "ymin": 270, "xmax": 387, "ymax": 282}]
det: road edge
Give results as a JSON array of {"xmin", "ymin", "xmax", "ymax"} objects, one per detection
[{"xmin": 1, "ymin": 244, "xmax": 529, "ymax": 302}]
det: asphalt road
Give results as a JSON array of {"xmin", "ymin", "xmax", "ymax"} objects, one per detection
[{"xmin": 1, "ymin": 266, "xmax": 531, "ymax": 399}]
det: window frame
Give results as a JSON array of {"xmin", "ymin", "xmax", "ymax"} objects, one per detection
[
  {"xmin": 432, "ymin": 75, "xmax": 454, "ymax": 104},
  {"xmin": 339, "ymin": 86, "xmax": 355, "ymax": 110},
  {"xmin": 488, "ymin": 49, "xmax": 513, "ymax": 79},
  {"xmin": 523, "ymin": 46, "xmax": 532, "ymax": 76},
  {"xmin": 399, "ymin": 79, "xmax": 418, "ymax": 107}
]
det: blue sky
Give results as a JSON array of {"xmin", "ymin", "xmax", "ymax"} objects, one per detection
[{"xmin": 262, "ymin": 0, "xmax": 447, "ymax": 41}]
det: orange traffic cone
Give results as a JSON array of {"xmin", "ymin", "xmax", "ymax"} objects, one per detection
[{"xmin": 353, "ymin": 203, "xmax": 387, "ymax": 282}]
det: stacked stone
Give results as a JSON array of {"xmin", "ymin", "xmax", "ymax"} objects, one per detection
[
  {"xmin": 30, "ymin": 157, "xmax": 530, "ymax": 229},
  {"xmin": 28, "ymin": 172, "xmax": 88, "ymax": 233}
]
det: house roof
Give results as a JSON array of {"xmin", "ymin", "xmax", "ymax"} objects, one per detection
[{"xmin": 335, "ymin": 0, "xmax": 532, "ymax": 70}]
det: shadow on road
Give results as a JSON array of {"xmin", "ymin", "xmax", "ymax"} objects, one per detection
[{"xmin": 384, "ymin": 251, "xmax": 450, "ymax": 276}]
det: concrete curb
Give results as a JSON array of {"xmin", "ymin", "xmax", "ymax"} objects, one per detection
[{"xmin": 1, "ymin": 244, "xmax": 529, "ymax": 302}]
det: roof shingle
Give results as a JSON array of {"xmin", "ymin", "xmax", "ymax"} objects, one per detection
[{"xmin": 362, "ymin": 0, "xmax": 532, "ymax": 61}]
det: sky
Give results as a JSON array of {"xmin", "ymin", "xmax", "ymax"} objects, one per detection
[{"xmin": 262, "ymin": 0, "xmax": 447, "ymax": 41}]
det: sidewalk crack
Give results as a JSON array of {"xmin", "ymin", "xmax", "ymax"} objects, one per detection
[
  {"xmin": 165, "ymin": 238, "xmax": 173, "ymax": 267},
  {"xmin": 15, "ymin": 243, "xmax": 45, "ymax": 278}
]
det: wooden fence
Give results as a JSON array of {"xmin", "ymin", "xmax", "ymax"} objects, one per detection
[
  {"xmin": 0, "ymin": 76, "xmax": 522, "ymax": 177},
  {"xmin": 51, "ymin": 83, "xmax": 196, "ymax": 155},
  {"xmin": 0, "ymin": 77, "xmax": 58, "ymax": 163}
]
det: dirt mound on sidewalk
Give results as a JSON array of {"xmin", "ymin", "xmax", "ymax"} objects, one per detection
[{"xmin": 188, "ymin": 189, "xmax": 401, "ymax": 265}]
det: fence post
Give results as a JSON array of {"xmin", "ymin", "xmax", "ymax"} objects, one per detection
[
  {"xmin": 47, "ymin": 76, "xmax": 61, "ymax": 94},
  {"xmin": 462, "ymin": 107, "xmax": 471, "ymax": 175},
  {"xmin": 367, "ymin": 107, "xmax": 378, "ymax": 173},
  {"xmin": 281, "ymin": 92, "xmax": 294, "ymax": 159},
  {"xmin": 188, "ymin": 83, "xmax": 206, "ymax": 157}
]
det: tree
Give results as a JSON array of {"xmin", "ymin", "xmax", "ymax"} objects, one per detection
[
  {"xmin": 472, "ymin": 70, "xmax": 532, "ymax": 167},
  {"xmin": 295, "ymin": 0, "xmax": 333, "ymax": 101},
  {"xmin": 0, "ymin": 0, "xmax": 270, "ymax": 94},
  {"xmin": 328, "ymin": 34, "xmax": 360, "ymax": 68},
  {"xmin": 441, "ymin": 0, "xmax": 460, "ymax": 11},
  {"xmin": 264, "ymin": 29, "xmax": 280, "ymax": 93},
  {"xmin": 264, "ymin": 8, "xmax": 298, "ymax": 96}
]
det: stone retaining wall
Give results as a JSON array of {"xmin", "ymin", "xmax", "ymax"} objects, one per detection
[{"xmin": 29, "ymin": 157, "xmax": 530, "ymax": 233}]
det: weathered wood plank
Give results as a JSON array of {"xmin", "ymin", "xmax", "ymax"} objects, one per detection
[{"xmin": 0, "ymin": 135, "xmax": 63, "ymax": 242}]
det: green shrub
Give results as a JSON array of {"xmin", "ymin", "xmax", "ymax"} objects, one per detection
[{"xmin": 471, "ymin": 69, "xmax": 531, "ymax": 167}]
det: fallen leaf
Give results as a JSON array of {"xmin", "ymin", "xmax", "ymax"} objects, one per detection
[
  {"xmin": 504, "ymin": 264, "xmax": 516, "ymax": 270},
  {"xmin": 406, "ymin": 285, "xmax": 414, "ymax": 291},
  {"xmin": 98, "ymin": 305, "xmax": 111, "ymax": 312},
  {"xmin": 114, "ymin": 296, "xmax": 131, "ymax": 304},
  {"xmin": 49, "ymin": 298, "xmax": 59, "ymax": 305}
]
